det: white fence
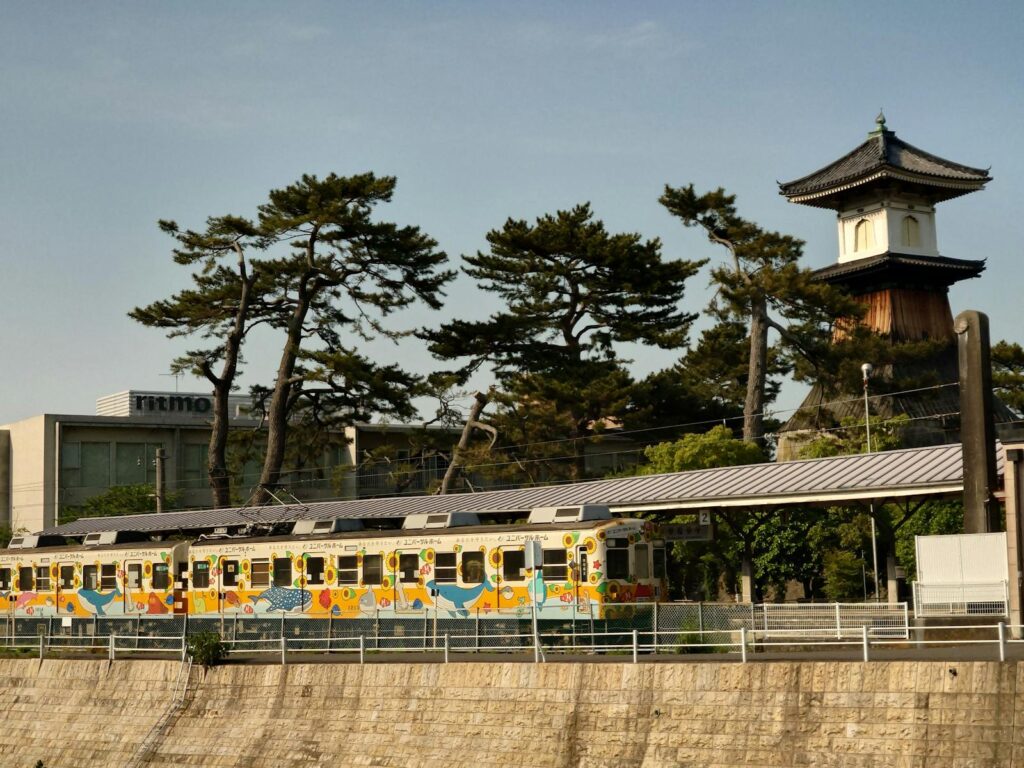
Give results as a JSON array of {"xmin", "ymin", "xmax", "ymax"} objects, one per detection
[{"xmin": 913, "ymin": 581, "xmax": 1009, "ymax": 618}]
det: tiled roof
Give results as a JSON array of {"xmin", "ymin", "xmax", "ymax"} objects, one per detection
[
  {"xmin": 41, "ymin": 442, "xmax": 991, "ymax": 538},
  {"xmin": 812, "ymin": 253, "xmax": 986, "ymax": 287},
  {"xmin": 779, "ymin": 124, "xmax": 990, "ymax": 207}
]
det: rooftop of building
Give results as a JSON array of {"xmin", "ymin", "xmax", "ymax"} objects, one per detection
[{"xmin": 779, "ymin": 113, "xmax": 991, "ymax": 208}]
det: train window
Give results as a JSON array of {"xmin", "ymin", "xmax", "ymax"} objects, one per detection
[
  {"xmin": 60, "ymin": 565, "xmax": 75, "ymax": 590},
  {"xmin": 153, "ymin": 563, "xmax": 170, "ymax": 590},
  {"xmin": 251, "ymin": 560, "xmax": 270, "ymax": 588},
  {"xmin": 502, "ymin": 550, "xmax": 526, "ymax": 582},
  {"xmin": 222, "ymin": 560, "xmax": 240, "ymax": 588},
  {"xmin": 35, "ymin": 566, "xmax": 51, "ymax": 591},
  {"xmin": 434, "ymin": 553, "xmax": 456, "ymax": 583},
  {"xmin": 337, "ymin": 556, "xmax": 358, "ymax": 585},
  {"xmin": 273, "ymin": 558, "xmax": 292, "ymax": 587},
  {"xmin": 634, "ymin": 544, "xmax": 650, "ymax": 579},
  {"xmin": 127, "ymin": 563, "xmax": 142, "ymax": 589},
  {"xmin": 461, "ymin": 552, "xmax": 485, "ymax": 584},
  {"xmin": 83, "ymin": 565, "xmax": 98, "ymax": 590},
  {"xmin": 399, "ymin": 554, "xmax": 418, "ymax": 584},
  {"xmin": 101, "ymin": 564, "xmax": 117, "ymax": 590},
  {"xmin": 306, "ymin": 557, "xmax": 325, "ymax": 585},
  {"xmin": 542, "ymin": 549, "xmax": 567, "ymax": 581},
  {"xmin": 653, "ymin": 548, "xmax": 666, "ymax": 579},
  {"xmin": 362, "ymin": 555, "xmax": 382, "ymax": 586},
  {"xmin": 193, "ymin": 561, "xmax": 210, "ymax": 589},
  {"xmin": 0, "ymin": 568, "xmax": 11, "ymax": 590},
  {"xmin": 606, "ymin": 548, "xmax": 629, "ymax": 581},
  {"xmin": 19, "ymin": 567, "xmax": 34, "ymax": 591}
]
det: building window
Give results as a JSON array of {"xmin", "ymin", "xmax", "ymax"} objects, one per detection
[
  {"xmin": 902, "ymin": 215, "xmax": 920, "ymax": 247},
  {"xmin": 272, "ymin": 558, "xmax": 292, "ymax": 587},
  {"xmin": 222, "ymin": 560, "xmax": 240, "ymax": 588},
  {"xmin": 306, "ymin": 557, "xmax": 325, "ymax": 585},
  {"xmin": 854, "ymin": 219, "xmax": 875, "ymax": 252},
  {"xmin": 114, "ymin": 443, "xmax": 163, "ymax": 485},
  {"xmin": 461, "ymin": 552, "xmax": 485, "ymax": 584},
  {"xmin": 362, "ymin": 555, "xmax": 382, "ymax": 586},
  {"xmin": 182, "ymin": 443, "xmax": 208, "ymax": 489},
  {"xmin": 59, "ymin": 565, "xmax": 75, "ymax": 590},
  {"xmin": 153, "ymin": 563, "xmax": 170, "ymax": 590},
  {"xmin": 337, "ymin": 556, "xmax": 358, "ymax": 585},
  {"xmin": 543, "ymin": 549, "xmax": 568, "ymax": 581},
  {"xmin": 61, "ymin": 442, "xmax": 111, "ymax": 489},
  {"xmin": 193, "ymin": 561, "xmax": 210, "ymax": 589},
  {"xmin": 434, "ymin": 553, "xmax": 456, "ymax": 584},
  {"xmin": 18, "ymin": 566, "xmax": 34, "ymax": 591}
]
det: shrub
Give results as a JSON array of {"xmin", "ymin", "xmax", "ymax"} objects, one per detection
[{"xmin": 187, "ymin": 631, "xmax": 227, "ymax": 670}]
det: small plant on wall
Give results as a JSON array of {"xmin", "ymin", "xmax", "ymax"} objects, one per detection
[{"xmin": 187, "ymin": 631, "xmax": 227, "ymax": 670}]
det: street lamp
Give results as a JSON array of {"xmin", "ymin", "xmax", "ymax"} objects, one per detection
[{"xmin": 862, "ymin": 362, "xmax": 879, "ymax": 601}]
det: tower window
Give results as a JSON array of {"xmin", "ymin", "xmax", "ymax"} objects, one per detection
[
  {"xmin": 902, "ymin": 215, "xmax": 920, "ymax": 247},
  {"xmin": 854, "ymin": 219, "xmax": 875, "ymax": 252}
]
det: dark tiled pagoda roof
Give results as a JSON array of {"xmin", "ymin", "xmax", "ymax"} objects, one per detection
[
  {"xmin": 813, "ymin": 252, "xmax": 985, "ymax": 290},
  {"xmin": 780, "ymin": 115, "xmax": 991, "ymax": 208}
]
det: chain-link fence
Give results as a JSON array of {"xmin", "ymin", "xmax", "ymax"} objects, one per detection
[{"xmin": 0, "ymin": 601, "xmax": 911, "ymax": 658}]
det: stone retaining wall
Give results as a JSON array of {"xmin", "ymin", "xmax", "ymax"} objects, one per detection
[{"xmin": 0, "ymin": 658, "xmax": 1020, "ymax": 767}]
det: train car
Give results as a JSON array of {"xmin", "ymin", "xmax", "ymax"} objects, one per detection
[
  {"xmin": 185, "ymin": 505, "xmax": 666, "ymax": 619},
  {"xmin": 0, "ymin": 532, "xmax": 189, "ymax": 618}
]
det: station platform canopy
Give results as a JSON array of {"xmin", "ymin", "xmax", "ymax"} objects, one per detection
[{"xmin": 41, "ymin": 441, "xmax": 996, "ymax": 540}]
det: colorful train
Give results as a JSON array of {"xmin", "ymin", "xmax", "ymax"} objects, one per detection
[{"xmin": 0, "ymin": 505, "xmax": 667, "ymax": 620}]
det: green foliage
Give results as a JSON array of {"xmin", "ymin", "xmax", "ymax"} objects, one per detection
[
  {"xmin": 798, "ymin": 414, "xmax": 910, "ymax": 459},
  {"xmin": 822, "ymin": 550, "xmax": 868, "ymax": 601},
  {"xmin": 641, "ymin": 425, "xmax": 764, "ymax": 474},
  {"xmin": 992, "ymin": 340, "xmax": 1024, "ymax": 417},
  {"xmin": 61, "ymin": 485, "xmax": 180, "ymax": 524},
  {"xmin": 893, "ymin": 500, "xmax": 963, "ymax": 581},
  {"xmin": 187, "ymin": 631, "xmax": 228, "ymax": 670}
]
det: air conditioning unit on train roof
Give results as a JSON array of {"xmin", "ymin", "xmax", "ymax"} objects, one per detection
[
  {"xmin": 7, "ymin": 534, "xmax": 40, "ymax": 549},
  {"xmin": 402, "ymin": 512, "xmax": 480, "ymax": 530},
  {"xmin": 527, "ymin": 505, "xmax": 612, "ymax": 525},
  {"xmin": 291, "ymin": 519, "xmax": 365, "ymax": 536},
  {"xmin": 82, "ymin": 531, "xmax": 120, "ymax": 547}
]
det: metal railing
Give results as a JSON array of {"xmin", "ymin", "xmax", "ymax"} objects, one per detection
[{"xmin": 913, "ymin": 581, "xmax": 1009, "ymax": 618}]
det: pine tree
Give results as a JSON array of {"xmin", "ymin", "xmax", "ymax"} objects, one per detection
[{"xmin": 423, "ymin": 203, "xmax": 703, "ymax": 480}]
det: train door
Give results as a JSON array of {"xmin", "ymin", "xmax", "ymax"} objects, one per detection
[
  {"xmin": 123, "ymin": 559, "xmax": 144, "ymax": 613},
  {"xmin": 219, "ymin": 556, "xmax": 241, "ymax": 613},
  {"xmin": 55, "ymin": 562, "xmax": 75, "ymax": 614},
  {"xmin": 302, "ymin": 554, "xmax": 326, "ymax": 614},
  {"xmin": 173, "ymin": 561, "xmax": 188, "ymax": 615},
  {"xmin": 496, "ymin": 546, "xmax": 526, "ymax": 611}
]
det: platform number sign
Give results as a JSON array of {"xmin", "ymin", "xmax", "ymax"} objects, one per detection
[{"xmin": 662, "ymin": 511, "xmax": 714, "ymax": 542}]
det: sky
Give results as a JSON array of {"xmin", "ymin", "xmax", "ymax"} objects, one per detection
[{"xmin": 1, "ymin": 2, "xmax": 1022, "ymax": 426}]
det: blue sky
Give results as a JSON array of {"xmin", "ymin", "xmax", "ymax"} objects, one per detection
[{"xmin": 2, "ymin": 2, "xmax": 1022, "ymax": 424}]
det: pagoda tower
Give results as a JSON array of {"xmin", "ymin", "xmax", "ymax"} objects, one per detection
[{"xmin": 776, "ymin": 114, "xmax": 1014, "ymax": 456}]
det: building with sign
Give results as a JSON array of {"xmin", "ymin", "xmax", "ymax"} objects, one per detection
[{"xmin": 0, "ymin": 389, "xmax": 642, "ymax": 533}]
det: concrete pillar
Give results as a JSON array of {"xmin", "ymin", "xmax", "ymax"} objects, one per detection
[
  {"xmin": 1003, "ymin": 445, "xmax": 1024, "ymax": 637},
  {"xmin": 0, "ymin": 431, "xmax": 10, "ymax": 530},
  {"xmin": 886, "ymin": 554, "xmax": 899, "ymax": 605},
  {"xmin": 740, "ymin": 557, "xmax": 753, "ymax": 603},
  {"xmin": 955, "ymin": 310, "xmax": 999, "ymax": 533}
]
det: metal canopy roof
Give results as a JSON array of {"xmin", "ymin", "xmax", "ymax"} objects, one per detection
[{"xmin": 41, "ymin": 442, "xmax": 991, "ymax": 538}]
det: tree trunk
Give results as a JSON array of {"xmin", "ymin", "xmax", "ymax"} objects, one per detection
[
  {"xmin": 256, "ymin": 289, "xmax": 312, "ymax": 503},
  {"xmin": 743, "ymin": 295, "xmax": 769, "ymax": 443},
  {"xmin": 438, "ymin": 391, "xmax": 489, "ymax": 494},
  {"xmin": 207, "ymin": 254, "xmax": 256, "ymax": 509}
]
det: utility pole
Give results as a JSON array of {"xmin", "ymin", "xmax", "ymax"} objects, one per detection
[
  {"xmin": 862, "ymin": 363, "xmax": 879, "ymax": 602},
  {"xmin": 155, "ymin": 448, "xmax": 167, "ymax": 513}
]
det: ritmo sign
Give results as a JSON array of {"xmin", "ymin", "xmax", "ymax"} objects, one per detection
[{"xmin": 134, "ymin": 395, "xmax": 212, "ymax": 414}]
